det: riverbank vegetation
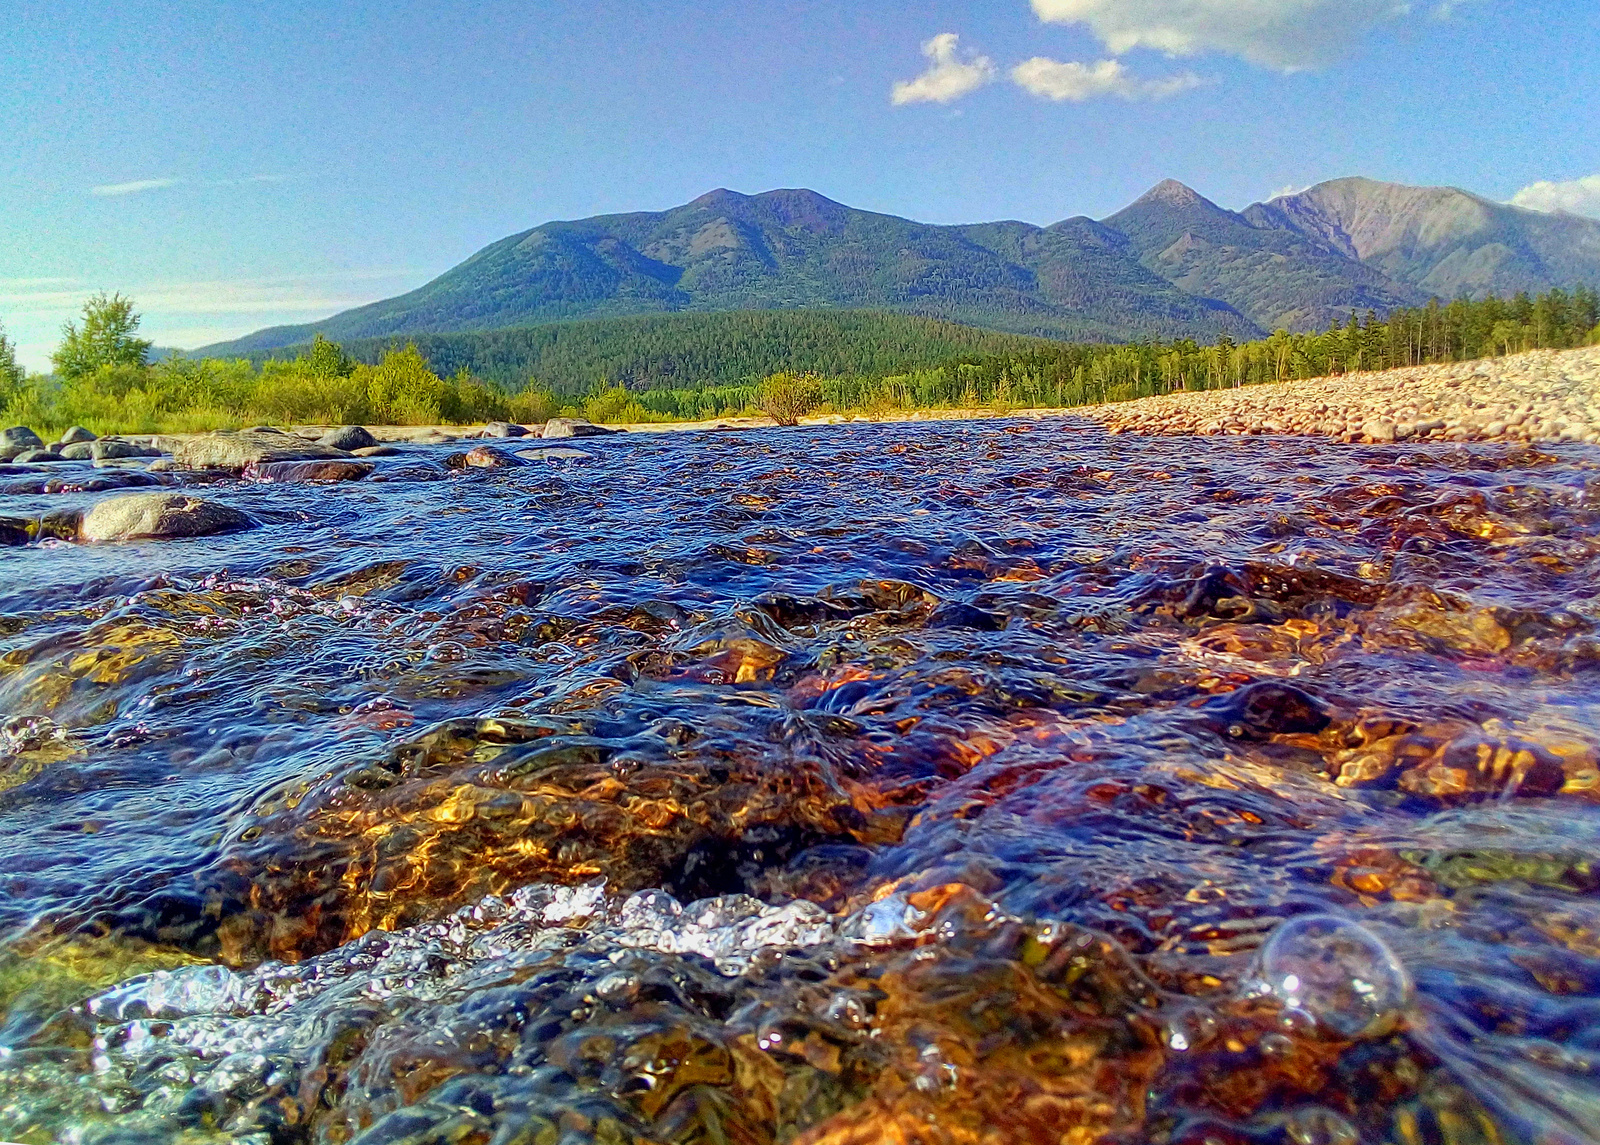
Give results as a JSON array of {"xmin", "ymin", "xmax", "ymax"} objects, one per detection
[{"xmin": 3, "ymin": 289, "xmax": 1596, "ymax": 436}]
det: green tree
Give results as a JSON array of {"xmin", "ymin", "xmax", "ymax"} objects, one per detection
[
  {"xmin": 0, "ymin": 319, "xmax": 23, "ymax": 397},
  {"xmin": 52, "ymin": 293, "xmax": 152, "ymax": 380},
  {"xmin": 302, "ymin": 333, "xmax": 354, "ymax": 378}
]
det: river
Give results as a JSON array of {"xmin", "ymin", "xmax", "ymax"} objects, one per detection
[{"xmin": 2, "ymin": 420, "xmax": 1598, "ymax": 1145}]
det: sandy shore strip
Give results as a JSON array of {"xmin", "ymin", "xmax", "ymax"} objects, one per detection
[{"xmin": 1080, "ymin": 345, "xmax": 1600, "ymax": 445}]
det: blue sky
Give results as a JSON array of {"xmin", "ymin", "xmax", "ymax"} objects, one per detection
[{"xmin": 2, "ymin": 0, "xmax": 1597, "ymax": 369}]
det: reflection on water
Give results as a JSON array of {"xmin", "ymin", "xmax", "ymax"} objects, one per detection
[{"xmin": 1, "ymin": 420, "xmax": 1599, "ymax": 1144}]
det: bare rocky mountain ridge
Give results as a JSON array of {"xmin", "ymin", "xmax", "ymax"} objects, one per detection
[{"xmin": 199, "ymin": 177, "xmax": 1600, "ymax": 358}]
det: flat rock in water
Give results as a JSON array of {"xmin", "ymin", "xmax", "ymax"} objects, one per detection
[
  {"xmin": 58, "ymin": 442, "xmax": 96, "ymax": 461},
  {"xmin": 245, "ymin": 459, "xmax": 375, "ymax": 483},
  {"xmin": 169, "ymin": 431, "xmax": 352, "ymax": 472},
  {"xmin": 515, "ymin": 446, "xmax": 595, "ymax": 462},
  {"xmin": 351, "ymin": 445, "xmax": 402, "ymax": 457},
  {"xmin": 14, "ymin": 449, "xmax": 70, "ymax": 464},
  {"xmin": 541, "ymin": 418, "xmax": 615, "ymax": 439},
  {"xmin": 92, "ymin": 439, "xmax": 156, "ymax": 461},
  {"xmin": 79, "ymin": 493, "xmax": 255, "ymax": 542},
  {"xmin": 319, "ymin": 426, "xmax": 380, "ymax": 451}
]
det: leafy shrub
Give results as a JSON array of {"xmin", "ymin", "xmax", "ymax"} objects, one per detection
[{"xmin": 754, "ymin": 372, "xmax": 824, "ymax": 426}]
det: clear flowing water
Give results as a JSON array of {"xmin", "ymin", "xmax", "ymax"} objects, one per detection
[{"xmin": 2, "ymin": 421, "xmax": 1599, "ymax": 1145}]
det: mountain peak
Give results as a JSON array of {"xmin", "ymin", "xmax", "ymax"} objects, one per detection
[
  {"xmin": 1137, "ymin": 179, "xmax": 1206, "ymax": 207},
  {"xmin": 689, "ymin": 187, "xmax": 749, "ymax": 208}
]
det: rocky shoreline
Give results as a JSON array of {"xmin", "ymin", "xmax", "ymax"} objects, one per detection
[{"xmin": 1080, "ymin": 345, "xmax": 1600, "ymax": 445}]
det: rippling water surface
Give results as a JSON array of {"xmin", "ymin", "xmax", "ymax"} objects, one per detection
[{"xmin": 3, "ymin": 421, "xmax": 1600, "ymax": 1145}]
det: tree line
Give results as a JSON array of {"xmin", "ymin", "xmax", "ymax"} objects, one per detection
[{"xmin": 1, "ymin": 287, "xmax": 1596, "ymax": 435}]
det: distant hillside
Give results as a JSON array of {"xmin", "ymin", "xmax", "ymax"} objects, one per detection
[
  {"xmin": 197, "ymin": 178, "xmax": 1600, "ymax": 358},
  {"xmin": 197, "ymin": 188, "xmax": 1253, "ymax": 356},
  {"xmin": 1246, "ymin": 177, "xmax": 1600, "ymax": 300},
  {"xmin": 243, "ymin": 309, "xmax": 1066, "ymax": 392},
  {"xmin": 1104, "ymin": 180, "xmax": 1424, "ymax": 332}
]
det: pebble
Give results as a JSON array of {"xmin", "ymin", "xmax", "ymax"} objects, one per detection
[{"xmin": 1086, "ymin": 346, "xmax": 1600, "ymax": 445}]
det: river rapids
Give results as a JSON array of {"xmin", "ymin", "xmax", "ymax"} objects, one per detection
[{"xmin": 2, "ymin": 420, "xmax": 1599, "ymax": 1145}]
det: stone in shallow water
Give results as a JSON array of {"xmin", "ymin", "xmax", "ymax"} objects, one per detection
[
  {"xmin": 318, "ymin": 424, "xmax": 379, "ymax": 451},
  {"xmin": 79, "ymin": 492, "xmax": 256, "ymax": 543},
  {"xmin": 1243, "ymin": 914, "xmax": 1411, "ymax": 1039}
]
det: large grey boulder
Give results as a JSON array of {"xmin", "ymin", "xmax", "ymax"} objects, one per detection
[
  {"xmin": 57, "ymin": 426, "xmax": 97, "ymax": 445},
  {"xmin": 1, "ymin": 427, "xmax": 44, "ymax": 461},
  {"xmin": 167, "ymin": 431, "xmax": 351, "ymax": 472},
  {"xmin": 79, "ymin": 493, "xmax": 255, "ymax": 542},
  {"xmin": 59, "ymin": 442, "xmax": 97, "ymax": 461},
  {"xmin": 541, "ymin": 418, "xmax": 615, "ymax": 439},
  {"xmin": 319, "ymin": 425, "xmax": 380, "ymax": 451},
  {"xmin": 14, "ymin": 448, "xmax": 68, "ymax": 464}
]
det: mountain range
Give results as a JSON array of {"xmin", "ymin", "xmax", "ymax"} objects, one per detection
[{"xmin": 200, "ymin": 177, "xmax": 1600, "ymax": 357}]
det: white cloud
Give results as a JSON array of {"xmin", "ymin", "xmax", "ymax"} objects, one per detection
[
  {"xmin": 1029, "ymin": 0, "xmax": 1469, "ymax": 71},
  {"xmin": 892, "ymin": 33, "xmax": 997, "ymax": 105},
  {"xmin": 1270, "ymin": 183, "xmax": 1312, "ymax": 200},
  {"xmin": 91, "ymin": 178, "xmax": 181, "ymax": 197},
  {"xmin": 1510, "ymin": 174, "xmax": 1600, "ymax": 219},
  {"xmin": 1012, "ymin": 57, "xmax": 1204, "ymax": 101}
]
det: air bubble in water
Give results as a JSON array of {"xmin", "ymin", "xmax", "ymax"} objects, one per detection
[
  {"xmin": 1244, "ymin": 914, "xmax": 1411, "ymax": 1039},
  {"xmin": 1283, "ymin": 1106, "xmax": 1359, "ymax": 1145}
]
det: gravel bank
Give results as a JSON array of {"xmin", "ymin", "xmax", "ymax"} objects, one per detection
[{"xmin": 1082, "ymin": 345, "xmax": 1600, "ymax": 445}]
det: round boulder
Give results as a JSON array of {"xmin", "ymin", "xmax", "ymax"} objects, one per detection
[
  {"xmin": 57, "ymin": 426, "xmax": 98, "ymax": 446},
  {"xmin": 58, "ymin": 442, "xmax": 97, "ymax": 461},
  {"xmin": 79, "ymin": 493, "xmax": 256, "ymax": 543},
  {"xmin": 1, "ymin": 426, "xmax": 44, "ymax": 455},
  {"xmin": 13, "ymin": 448, "xmax": 67, "ymax": 464},
  {"xmin": 319, "ymin": 425, "xmax": 380, "ymax": 451},
  {"xmin": 462, "ymin": 445, "xmax": 522, "ymax": 469}
]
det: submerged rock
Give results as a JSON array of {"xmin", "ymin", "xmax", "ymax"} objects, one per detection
[
  {"xmin": 318, "ymin": 424, "xmax": 380, "ymax": 451},
  {"xmin": 167, "ymin": 431, "xmax": 351, "ymax": 471},
  {"xmin": 351, "ymin": 444, "xmax": 402, "ymax": 457},
  {"xmin": 78, "ymin": 493, "xmax": 256, "ymax": 542},
  {"xmin": 516, "ymin": 445, "xmax": 595, "ymax": 462}
]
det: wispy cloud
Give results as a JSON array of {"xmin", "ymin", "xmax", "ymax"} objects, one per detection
[
  {"xmin": 892, "ymin": 33, "xmax": 997, "ymax": 105},
  {"xmin": 1029, "ymin": 0, "xmax": 1476, "ymax": 72},
  {"xmin": 91, "ymin": 178, "xmax": 181, "ymax": 197},
  {"xmin": 1510, "ymin": 174, "xmax": 1600, "ymax": 219},
  {"xmin": 89, "ymin": 174, "xmax": 288, "ymax": 198},
  {"xmin": 1012, "ymin": 57, "xmax": 1204, "ymax": 102}
]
